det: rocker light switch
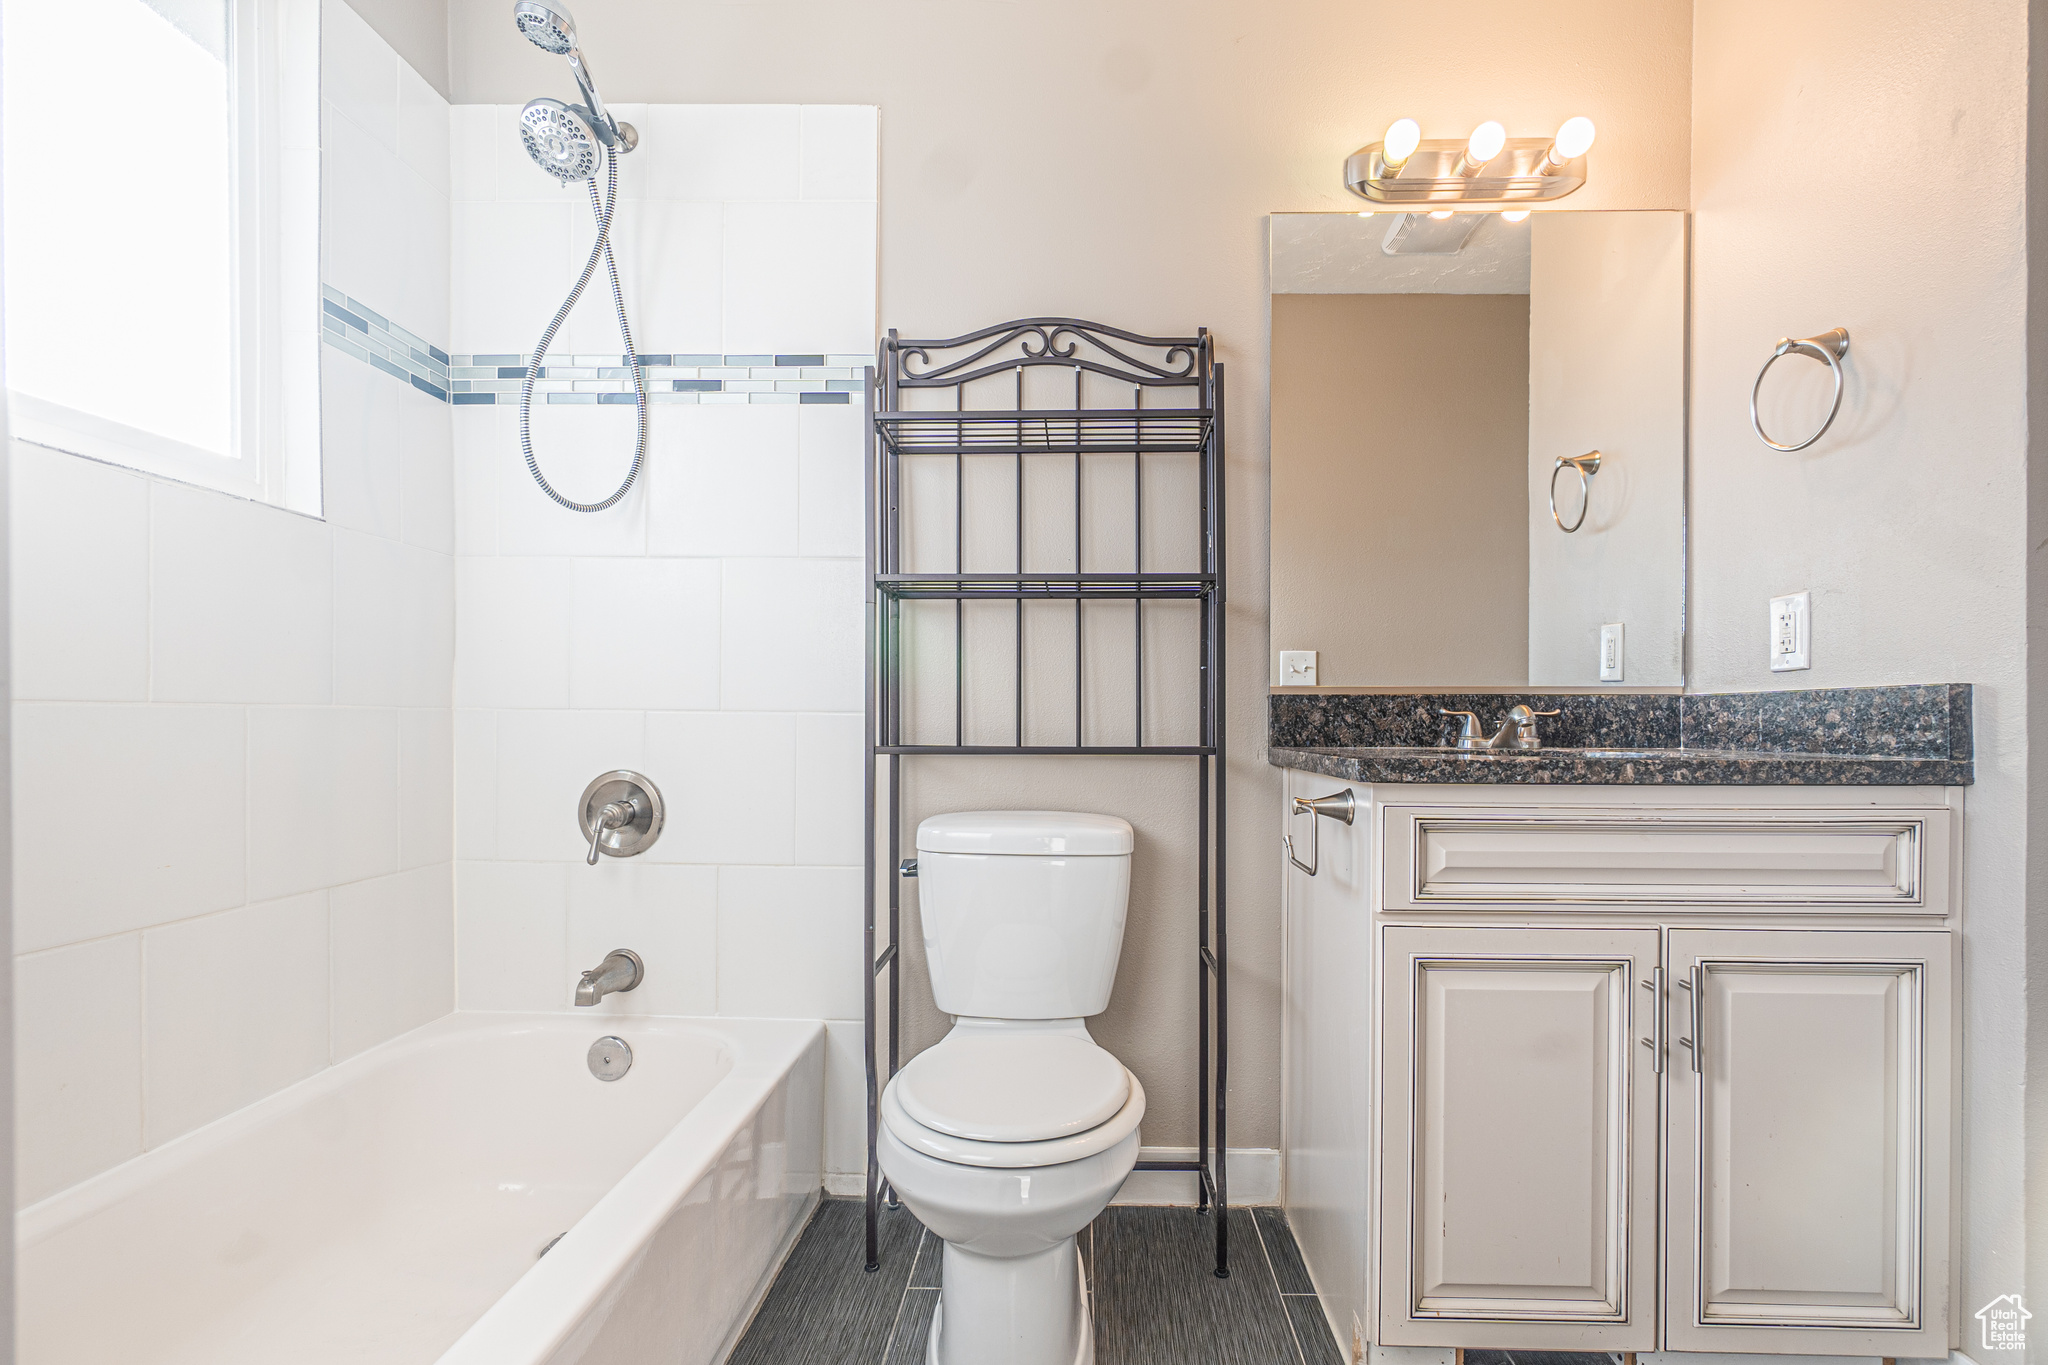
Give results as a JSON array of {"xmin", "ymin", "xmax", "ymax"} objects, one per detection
[
  {"xmin": 1279, "ymin": 650, "xmax": 1318, "ymax": 686},
  {"xmin": 1770, "ymin": 591, "xmax": 1811, "ymax": 672},
  {"xmin": 1599, "ymin": 623, "xmax": 1625, "ymax": 682}
]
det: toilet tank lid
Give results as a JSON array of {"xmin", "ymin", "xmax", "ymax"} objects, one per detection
[{"xmin": 916, "ymin": 810, "xmax": 1134, "ymax": 856}]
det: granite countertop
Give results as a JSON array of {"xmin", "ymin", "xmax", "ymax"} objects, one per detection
[{"xmin": 1267, "ymin": 685, "xmax": 1974, "ymax": 786}]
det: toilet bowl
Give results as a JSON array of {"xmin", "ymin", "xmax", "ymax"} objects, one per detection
[{"xmin": 876, "ymin": 812, "xmax": 1142, "ymax": 1365}]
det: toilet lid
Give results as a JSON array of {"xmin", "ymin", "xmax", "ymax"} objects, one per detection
[{"xmin": 896, "ymin": 1034, "xmax": 1131, "ymax": 1143}]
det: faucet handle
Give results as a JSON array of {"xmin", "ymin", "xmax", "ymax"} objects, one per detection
[{"xmin": 1438, "ymin": 708, "xmax": 1483, "ymax": 749}]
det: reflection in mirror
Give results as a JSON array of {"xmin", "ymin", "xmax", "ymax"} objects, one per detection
[{"xmin": 1268, "ymin": 210, "xmax": 1686, "ymax": 688}]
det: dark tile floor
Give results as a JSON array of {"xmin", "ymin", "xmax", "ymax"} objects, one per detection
[{"xmin": 728, "ymin": 1198, "xmax": 1348, "ymax": 1365}]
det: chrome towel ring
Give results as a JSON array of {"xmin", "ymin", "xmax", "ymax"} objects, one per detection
[
  {"xmin": 1549, "ymin": 450, "xmax": 1601, "ymax": 533},
  {"xmin": 1751, "ymin": 327, "xmax": 1850, "ymax": 452}
]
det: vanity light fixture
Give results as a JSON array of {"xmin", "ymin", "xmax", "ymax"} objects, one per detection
[{"xmin": 1345, "ymin": 115, "xmax": 1596, "ymax": 205}]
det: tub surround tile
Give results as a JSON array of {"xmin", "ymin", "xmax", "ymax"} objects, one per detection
[
  {"xmin": 13, "ymin": 703, "xmax": 248, "ymax": 953},
  {"xmin": 144, "ymin": 893, "xmax": 332, "ymax": 1146},
  {"xmin": 15, "ymin": 936, "xmax": 145, "ymax": 1206},
  {"xmin": 330, "ymin": 864, "xmax": 454, "ymax": 1061},
  {"xmin": 565, "ymin": 863, "xmax": 717, "ymax": 1016},
  {"xmin": 717, "ymin": 866, "xmax": 864, "ymax": 1020},
  {"xmin": 455, "ymin": 861, "xmax": 569, "ymax": 1011},
  {"xmin": 1270, "ymin": 684, "xmax": 1974, "ymax": 786},
  {"xmin": 9, "ymin": 445, "xmax": 151, "ymax": 702}
]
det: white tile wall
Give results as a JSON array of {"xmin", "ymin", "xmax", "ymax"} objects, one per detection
[
  {"xmin": 8, "ymin": 6, "xmax": 457, "ymax": 1206},
  {"xmin": 10, "ymin": 89, "xmax": 876, "ymax": 1207},
  {"xmin": 144, "ymin": 893, "xmax": 333, "ymax": 1145},
  {"xmin": 450, "ymin": 103, "xmax": 877, "ymax": 1185},
  {"xmin": 14, "ymin": 936, "xmax": 144, "ymax": 1205}
]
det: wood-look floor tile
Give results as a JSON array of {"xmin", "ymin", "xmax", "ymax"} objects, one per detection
[
  {"xmin": 1253, "ymin": 1207, "xmax": 1317, "ymax": 1295},
  {"xmin": 911, "ymin": 1229, "xmax": 943, "ymax": 1288},
  {"xmin": 1092, "ymin": 1207, "xmax": 1303, "ymax": 1365},
  {"xmin": 885, "ymin": 1288, "xmax": 940, "ymax": 1365},
  {"xmin": 1285, "ymin": 1296, "xmax": 1346, "ymax": 1365},
  {"xmin": 726, "ymin": 1198, "xmax": 924, "ymax": 1365}
]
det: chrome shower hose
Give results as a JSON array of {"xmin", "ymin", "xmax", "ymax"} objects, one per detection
[{"xmin": 519, "ymin": 151, "xmax": 647, "ymax": 513}]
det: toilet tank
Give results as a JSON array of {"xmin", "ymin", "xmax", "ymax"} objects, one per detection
[{"xmin": 915, "ymin": 811, "xmax": 1134, "ymax": 1019}]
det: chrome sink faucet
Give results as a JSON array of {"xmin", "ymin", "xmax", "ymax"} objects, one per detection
[
  {"xmin": 575, "ymin": 948, "xmax": 644, "ymax": 1006},
  {"xmin": 1439, "ymin": 704, "xmax": 1561, "ymax": 751}
]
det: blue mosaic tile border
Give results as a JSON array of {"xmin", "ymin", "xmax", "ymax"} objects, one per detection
[
  {"xmin": 321, "ymin": 285, "xmax": 451, "ymax": 400},
  {"xmin": 445, "ymin": 352, "xmax": 868, "ymax": 407},
  {"xmin": 320, "ymin": 285, "xmax": 867, "ymax": 408}
]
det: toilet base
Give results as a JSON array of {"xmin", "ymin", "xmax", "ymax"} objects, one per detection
[{"xmin": 925, "ymin": 1236, "xmax": 1093, "ymax": 1365}]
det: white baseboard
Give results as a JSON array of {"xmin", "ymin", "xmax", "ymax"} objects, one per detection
[
  {"xmin": 822, "ymin": 1146, "xmax": 1282, "ymax": 1206},
  {"xmin": 1115, "ymin": 1147, "xmax": 1280, "ymax": 1206}
]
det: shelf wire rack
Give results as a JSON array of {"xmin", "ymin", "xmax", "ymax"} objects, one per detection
[{"xmin": 863, "ymin": 318, "xmax": 1230, "ymax": 1277}]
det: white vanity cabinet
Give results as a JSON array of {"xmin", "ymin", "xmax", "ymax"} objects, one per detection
[{"xmin": 1279, "ymin": 773, "xmax": 1961, "ymax": 1361}]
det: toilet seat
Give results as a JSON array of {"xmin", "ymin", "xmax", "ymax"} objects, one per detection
[
  {"xmin": 898, "ymin": 1032, "xmax": 1130, "ymax": 1142},
  {"xmin": 882, "ymin": 1066, "xmax": 1146, "ymax": 1169}
]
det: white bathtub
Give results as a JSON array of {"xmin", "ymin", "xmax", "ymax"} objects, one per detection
[{"xmin": 19, "ymin": 1012, "xmax": 824, "ymax": 1365}]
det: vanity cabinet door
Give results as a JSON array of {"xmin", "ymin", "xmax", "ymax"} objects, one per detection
[
  {"xmin": 1663, "ymin": 928, "xmax": 1951, "ymax": 1357},
  {"xmin": 1378, "ymin": 926, "xmax": 1659, "ymax": 1350}
]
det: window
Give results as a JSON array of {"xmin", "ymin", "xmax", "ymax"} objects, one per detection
[{"xmin": 2, "ymin": 0, "xmax": 319, "ymax": 511}]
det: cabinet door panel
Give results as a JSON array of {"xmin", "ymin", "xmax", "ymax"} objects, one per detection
[
  {"xmin": 1379, "ymin": 926, "xmax": 1659, "ymax": 1349},
  {"xmin": 1665, "ymin": 928, "xmax": 1951, "ymax": 1356}
]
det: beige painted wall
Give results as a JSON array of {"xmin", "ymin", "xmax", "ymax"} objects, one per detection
[
  {"xmin": 1271, "ymin": 293, "xmax": 1530, "ymax": 686},
  {"xmin": 1526, "ymin": 212, "xmax": 1686, "ymax": 686},
  {"xmin": 1691, "ymin": 0, "xmax": 2031, "ymax": 1323},
  {"xmin": 342, "ymin": 0, "xmax": 450, "ymax": 94},
  {"xmin": 447, "ymin": 0, "xmax": 1693, "ymax": 1155}
]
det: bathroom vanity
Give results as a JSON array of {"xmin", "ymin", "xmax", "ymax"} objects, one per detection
[{"xmin": 1271, "ymin": 690, "xmax": 1968, "ymax": 1361}]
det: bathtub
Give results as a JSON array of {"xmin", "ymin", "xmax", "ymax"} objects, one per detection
[{"xmin": 19, "ymin": 1012, "xmax": 825, "ymax": 1365}]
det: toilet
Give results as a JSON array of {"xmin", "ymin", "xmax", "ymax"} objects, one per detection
[{"xmin": 877, "ymin": 810, "xmax": 1145, "ymax": 1365}]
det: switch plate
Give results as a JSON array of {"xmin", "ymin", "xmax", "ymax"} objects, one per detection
[
  {"xmin": 1279, "ymin": 650, "xmax": 1318, "ymax": 686},
  {"xmin": 1769, "ymin": 590, "xmax": 1811, "ymax": 671},
  {"xmin": 1599, "ymin": 622, "xmax": 1625, "ymax": 682}
]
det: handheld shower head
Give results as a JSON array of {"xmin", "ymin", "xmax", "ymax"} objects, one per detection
[
  {"xmin": 510, "ymin": 0, "xmax": 635, "ymax": 152},
  {"xmin": 513, "ymin": 0, "xmax": 577, "ymax": 54}
]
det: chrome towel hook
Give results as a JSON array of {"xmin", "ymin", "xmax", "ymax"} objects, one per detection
[
  {"xmin": 1549, "ymin": 450, "xmax": 1601, "ymax": 533},
  {"xmin": 1751, "ymin": 327, "xmax": 1850, "ymax": 452},
  {"xmin": 1283, "ymin": 788, "xmax": 1356, "ymax": 876}
]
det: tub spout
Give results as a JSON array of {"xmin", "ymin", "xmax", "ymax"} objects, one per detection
[{"xmin": 575, "ymin": 948, "xmax": 643, "ymax": 1007}]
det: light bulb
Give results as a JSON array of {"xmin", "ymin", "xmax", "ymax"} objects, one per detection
[
  {"xmin": 1356, "ymin": 210, "xmax": 1375, "ymax": 218},
  {"xmin": 1453, "ymin": 120, "xmax": 1507, "ymax": 177},
  {"xmin": 1554, "ymin": 116, "xmax": 1597, "ymax": 159},
  {"xmin": 1502, "ymin": 209, "xmax": 1530, "ymax": 222},
  {"xmin": 1428, "ymin": 210, "xmax": 1454, "ymax": 220},
  {"xmin": 1466, "ymin": 121, "xmax": 1506, "ymax": 164},
  {"xmin": 1382, "ymin": 118, "xmax": 1421, "ymax": 167}
]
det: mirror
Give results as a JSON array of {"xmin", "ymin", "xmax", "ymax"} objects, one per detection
[{"xmin": 1268, "ymin": 210, "xmax": 1687, "ymax": 688}]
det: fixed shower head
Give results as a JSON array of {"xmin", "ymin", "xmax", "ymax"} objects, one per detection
[
  {"xmin": 519, "ymin": 98, "xmax": 601, "ymax": 182},
  {"xmin": 513, "ymin": 0, "xmax": 577, "ymax": 55}
]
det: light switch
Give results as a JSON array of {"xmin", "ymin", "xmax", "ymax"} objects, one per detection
[
  {"xmin": 1769, "ymin": 590, "xmax": 1811, "ymax": 671},
  {"xmin": 1278, "ymin": 650, "xmax": 1318, "ymax": 686},
  {"xmin": 1599, "ymin": 623, "xmax": 1625, "ymax": 682}
]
